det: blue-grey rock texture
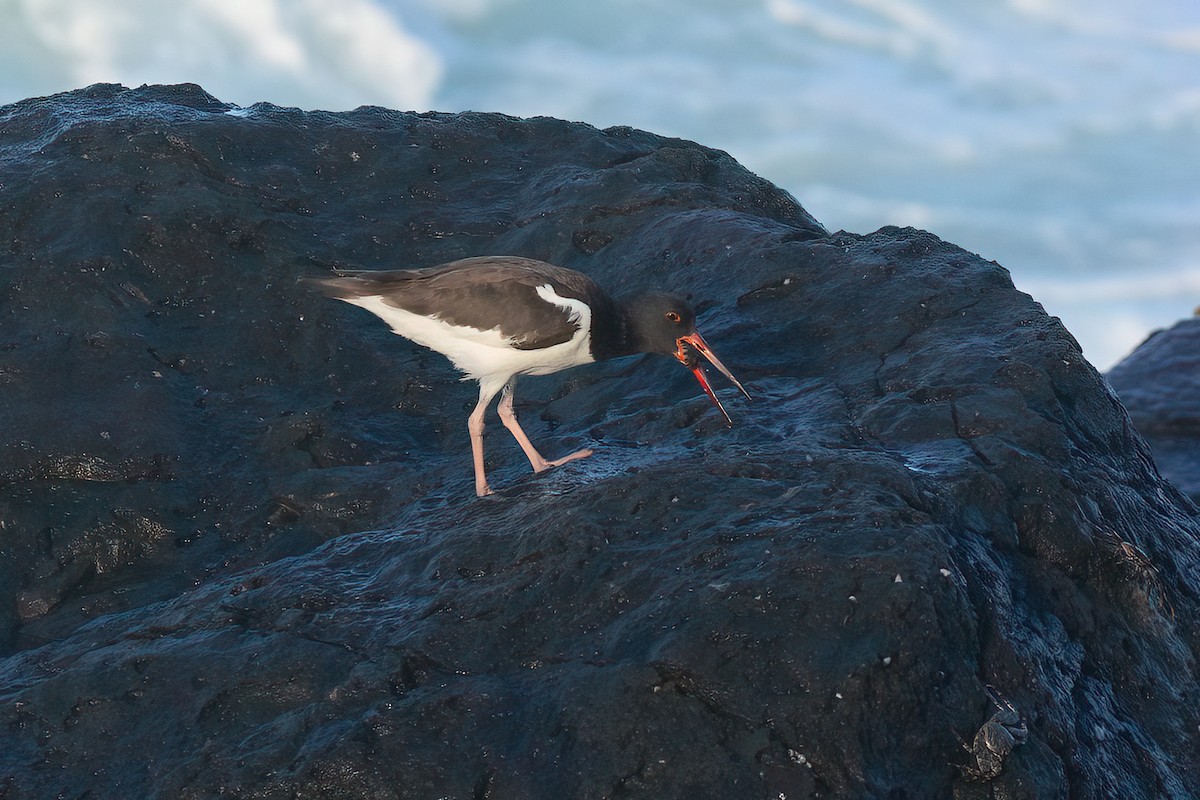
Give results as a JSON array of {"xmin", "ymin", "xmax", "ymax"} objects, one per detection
[
  {"xmin": 1, "ymin": 84, "xmax": 1198, "ymax": 799},
  {"xmin": 1108, "ymin": 316, "xmax": 1200, "ymax": 504}
]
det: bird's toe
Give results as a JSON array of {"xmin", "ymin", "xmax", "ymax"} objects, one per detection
[{"xmin": 548, "ymin": 448, "xmax": 593, "ymax": 467}]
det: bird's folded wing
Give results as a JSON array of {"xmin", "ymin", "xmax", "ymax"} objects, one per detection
[{"xmin": 312, "ymin": 257, "xmax": 598, "ymax": 350}]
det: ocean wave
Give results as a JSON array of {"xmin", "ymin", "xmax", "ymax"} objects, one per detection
[{"xmin": 0, "ymin": 0, "xmax": 442, "ymax": 111}]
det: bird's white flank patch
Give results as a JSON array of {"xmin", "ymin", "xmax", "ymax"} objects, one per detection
[{"xmin": 339, "ymin": 285, "xmax": 594, "ymax": 387}]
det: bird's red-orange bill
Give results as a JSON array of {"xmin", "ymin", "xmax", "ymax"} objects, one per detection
[{"xmin": 675, "ymin": 331, "xmax": 751, "ymax": 426}]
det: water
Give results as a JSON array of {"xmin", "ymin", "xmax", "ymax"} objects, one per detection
[{"xmin": 2, "ymin": 0, "xmax": 1198, "ymax": 370}]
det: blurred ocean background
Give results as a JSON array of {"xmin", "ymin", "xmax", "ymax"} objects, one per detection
[{"xmin": 2, "ymin": 0, "xmax": 1198, "ymax": 371}]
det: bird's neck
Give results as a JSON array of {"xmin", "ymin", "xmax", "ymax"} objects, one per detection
[{"xmin": 589, "ymin": 296, "xmax": 639, "ymax": 361}]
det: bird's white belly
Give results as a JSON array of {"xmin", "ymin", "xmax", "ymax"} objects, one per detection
[{"xmin": 342, "ymin": 293, "xmax": 595, "ymax": 384}]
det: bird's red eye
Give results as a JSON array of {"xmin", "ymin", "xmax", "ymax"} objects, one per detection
[{"xmin": 666, "ymin": 311, "xmax": 681, "ymax": 323}]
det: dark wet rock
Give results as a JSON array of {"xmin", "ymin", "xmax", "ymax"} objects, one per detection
[
  {"xmin": 1107, "ymin": 316, "xmax": 1200, "ymax": 503},
  {"xmin": 1, "ymin": 83, "xmax": 1198, "ymax": 798}
]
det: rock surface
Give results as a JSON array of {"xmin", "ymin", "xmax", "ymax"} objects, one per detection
[
  {"xmin": 1, "ymin": 84, "xmax": 1198, "ymax": 799},
  {"xmin": 1107, "ymin": 316, "xmax": 1200, "ymax": 503}
]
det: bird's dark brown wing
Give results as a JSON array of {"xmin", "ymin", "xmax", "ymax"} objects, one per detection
[{"xmin": 309, "ymin": 256, "xmax": 608, "ymax": 350}]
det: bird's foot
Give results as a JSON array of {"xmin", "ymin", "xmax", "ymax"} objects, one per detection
[
  {"xmin": 475, "ymin": 482, "xmax": 494, "ymax": 498},
  {"xmin": 534, "ymin": 447, "xmax": 594, "ymax": 473}
]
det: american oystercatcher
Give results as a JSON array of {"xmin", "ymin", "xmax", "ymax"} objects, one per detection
[{"xmin": 310, "ymin": 256, "xmax": 749, "ymax": 496}]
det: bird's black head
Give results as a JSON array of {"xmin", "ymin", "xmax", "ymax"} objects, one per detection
[
  {"xmin": 623, "ymin": 291, "xmax": 751, "ymax": 426},
  {"xmin": 626, "ymin": 292, "xmax": 697, "ymax": 355}
]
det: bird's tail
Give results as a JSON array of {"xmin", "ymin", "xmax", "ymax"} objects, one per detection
[
  {"xmin": 301, "ymin": 269, "xmax": 418, "ymax": 300},
  {"xmin": 301, "ymin": 274, "xmax": 369, "ymax": 300}
]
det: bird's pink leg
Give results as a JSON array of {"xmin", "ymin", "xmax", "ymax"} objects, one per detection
[
  {"xmin": 467, "ymin": 387, "xmax": 495, "ymax": 497},
  {"xmin": 497, "ymin": 379, "xmax": 592, "ymax": 473}
]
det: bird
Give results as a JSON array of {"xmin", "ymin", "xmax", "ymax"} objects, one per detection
[{"xmin": 308, "ymin": 255, "xmax": 750, "ymax": 497}]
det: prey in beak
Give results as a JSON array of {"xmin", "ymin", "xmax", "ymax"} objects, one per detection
[{"xmin": 674, "ymin": 331, "xmax": 752, "ymax": 426}]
